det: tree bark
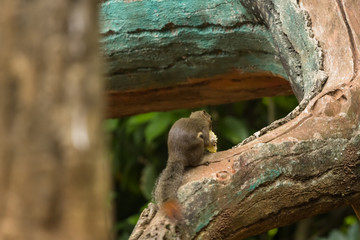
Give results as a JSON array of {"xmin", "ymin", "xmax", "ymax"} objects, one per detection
[
  {"xmin": 121, "ymin": 0, "xmax": 360, "ymax": 239},
  {"xmin": 0, "ymin": 1, "xmax": 109, "ymax": 240},
  {"xmin": 100, "ymin": 0, "xmax": 295, "ymax": 117}
]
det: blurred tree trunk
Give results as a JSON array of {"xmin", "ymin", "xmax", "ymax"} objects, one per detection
[{"xmin": 0, "ymin": 1, "xmax": 109, "ymax": 240}]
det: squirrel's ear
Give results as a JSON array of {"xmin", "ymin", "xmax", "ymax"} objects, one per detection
[{"xmin": 197, "ymin": 132, "xmax": 204, "ymax": 140}]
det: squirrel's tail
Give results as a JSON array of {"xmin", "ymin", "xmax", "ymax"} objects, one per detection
[{"xmin": 161, "ymin": 199, "xmax": 183, "ymax": 221}]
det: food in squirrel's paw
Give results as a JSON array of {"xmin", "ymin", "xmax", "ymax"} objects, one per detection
[{"xmin": 207, "ymin": 130, "xmax": 217, "ymax": 153}]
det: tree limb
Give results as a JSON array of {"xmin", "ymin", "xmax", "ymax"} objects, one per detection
[{"xmin": 100, "ymin": 0, "xmax": 295, "ymax": 117}]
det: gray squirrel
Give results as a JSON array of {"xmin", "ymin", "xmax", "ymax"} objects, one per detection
[{"xmin": 153, "ymin": 110, "xmax": 216, "ymax": 219}]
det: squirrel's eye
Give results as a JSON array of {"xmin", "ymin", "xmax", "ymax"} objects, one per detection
[{"xmin": 197, "ymin": 132, "xmax": 204, "ymax": 139}]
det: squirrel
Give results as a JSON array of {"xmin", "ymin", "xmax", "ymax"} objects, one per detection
[{"xmin": 153, "ymin": 110, "xmax": 216, "ymax": 220}]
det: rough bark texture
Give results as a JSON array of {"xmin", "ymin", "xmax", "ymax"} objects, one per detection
[
  {"xmin": 100, "ymin": 0, "xmax": 296, "ymax": 117},
  {"xmin": 100, "ymin": 0, "xmax": 328, "ymax": 117},
  {"xmin": 126, "ymin": 0, "xmax": 360, "ymax": 239},
  {"xmin": 0, "ymin": 1, "xmax": 109, "ymax": 240}
]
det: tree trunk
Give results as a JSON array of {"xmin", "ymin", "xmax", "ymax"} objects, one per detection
[
  {"xmin": 98, "ymin": 0, "xmax": 360, "ymax": 239},
  {"xmin": 0, "ymin": 1, "xmax": 109, "ymax": 240}
]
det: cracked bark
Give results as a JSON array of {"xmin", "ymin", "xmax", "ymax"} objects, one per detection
[
  {"xmin": 125, "ymin": 0, "xmax": 360, "ymax": 239},
  {"xmin": 100, "ymin": 0, "xmax": 293, "ymax": 117}
]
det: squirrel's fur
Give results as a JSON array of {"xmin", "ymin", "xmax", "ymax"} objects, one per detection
[{"xmin": 153, "ymin": 111, "xmax": 212, "ymax": 220}]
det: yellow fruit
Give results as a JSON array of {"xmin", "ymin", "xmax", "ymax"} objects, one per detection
[{"xmin": 206, "ymin": 130, "xmax": 218, "ymax": 153}]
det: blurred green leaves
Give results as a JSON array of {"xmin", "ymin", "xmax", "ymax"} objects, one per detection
[
  {"xmin": 267, "ymin": 228, "xmax": 278, "ymax": 239},
  {"xmin": 144, "ymin": 113, "xmax": 173, "ymax": 145},
  {"xmin": 317, "ymin": 216, "xmax": 359, "ymax": 240},
  {"xmin": 344, "ymin": 215, "xmax": 358, "ymax": 226},
  {"xmin": 140, "ymin": 163, "xmax": 157, "ymax": 200},
  {"xmin": 217, "ymin": 116, "xmax": 249, "ymax": 144},
  {"xmin": 126, "ymin": 112, "xmax": 155, "ymax": 134},
  {"xmin": 104, "ymin": 118, "xmax": 119, "ymax": 132},
  {"xmin": 115, "ymin": 213, "xmax": 140, "ymax": 240}
]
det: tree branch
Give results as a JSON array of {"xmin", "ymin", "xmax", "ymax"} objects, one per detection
[{"xmin": 100, "ymin": 0, "xmax": 296, "ymax": 117}]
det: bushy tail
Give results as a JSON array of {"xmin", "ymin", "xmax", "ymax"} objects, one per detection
[
  {"xmin": 161, "ymin": 199, "xmax": 183, "ymax": 221},
  {"xmin": 153, "ymin": 159, "xmax": 184, "ymax": 220}
]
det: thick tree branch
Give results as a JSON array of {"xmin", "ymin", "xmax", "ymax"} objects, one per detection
[{"xmin": 100, "ymin": 0, "xmax": 297, "ymax": 117}]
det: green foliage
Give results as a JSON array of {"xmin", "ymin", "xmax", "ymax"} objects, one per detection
[
  {"xmin": 144, "ymin": 113, "xmax": 173, "ymax": 144},
  {"xmin": 140, "ymin": 163, "xmax": 157, "ymax": 200},
  {"xmin": 115, "ymin": 213, "xmax": 140, "ymax": 240},
  {"xmin": 344, "ymin": 215, "xmax": 358, "ymax": 226},
  {"xmin": 217, "ymin": 116, "xmax": 249, "ymax": 144},
  {"xmin": 316, "ymin": 216, "xmax": 359, "ymax": 240},
  {"xmin": 267, "ymin": 228, "xmax": 278, "ymax": 239},
  {"xmin": 262, "ymin": 96, "xmax": 298, "ymax": 112}
]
